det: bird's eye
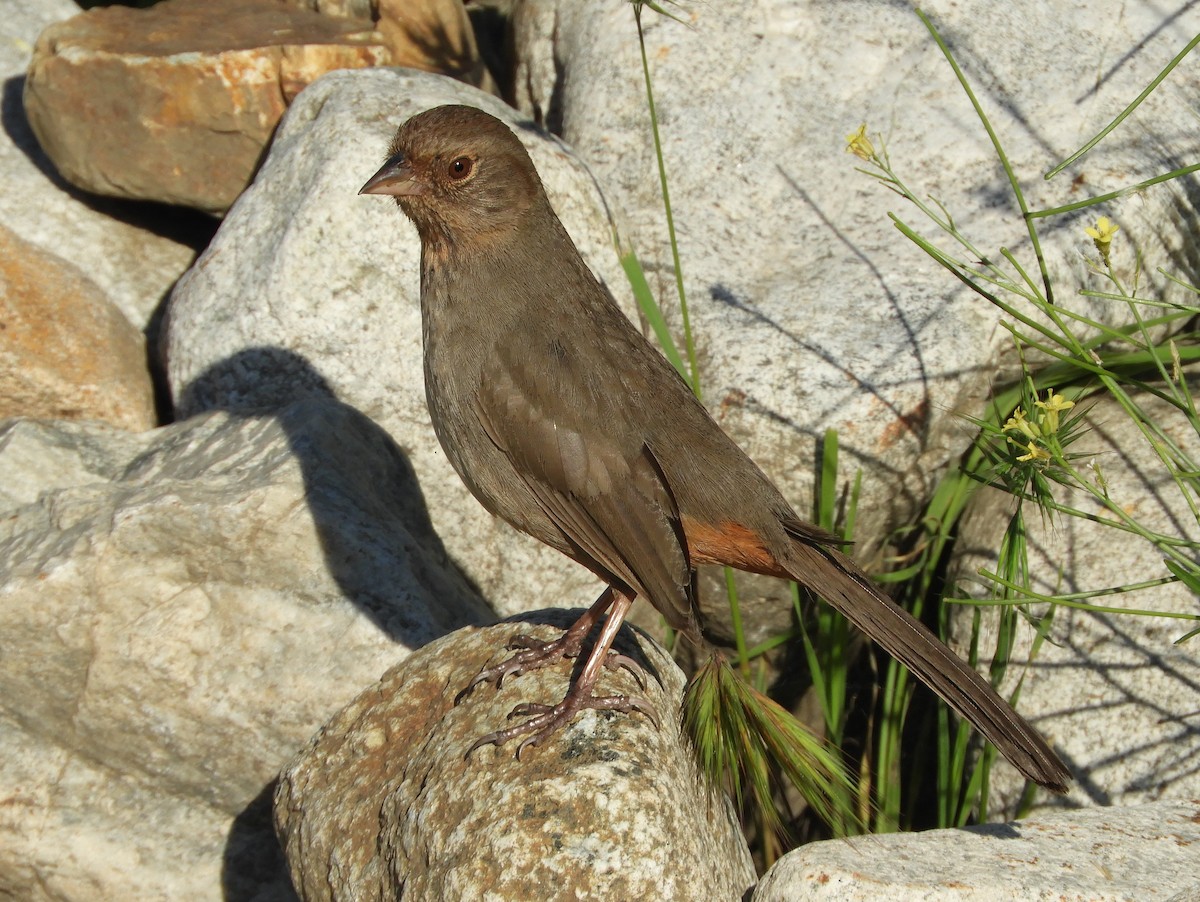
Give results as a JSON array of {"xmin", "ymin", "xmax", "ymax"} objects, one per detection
[{"xmin": 448, "ymin": 157, "xmax": 474, "ymax": 181}]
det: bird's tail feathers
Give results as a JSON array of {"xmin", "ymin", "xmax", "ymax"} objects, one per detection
[{"xmin": 780, "ymin": 529, "xmax": 1070, "ymax": 793}]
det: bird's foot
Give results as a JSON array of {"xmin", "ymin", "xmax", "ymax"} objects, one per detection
[
  {"xmin": 455, "ymin": 631, "xmax": 646, "ymax": 704},
  {"xmin": 465, "ymin": 690, "xmax": 660, "ymax": 760},
  {"xmin": 508, "ymin": 633, "xmax": 647, "ymax": 689}
]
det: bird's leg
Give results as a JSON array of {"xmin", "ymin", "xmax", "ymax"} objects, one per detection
[
  {"xmin": 456, "ymin": 586, "xmax": 645, "ymax": 703},
  {"xmin": 464, "ymin": 590, "xmax": 658, "ymax": 758}
]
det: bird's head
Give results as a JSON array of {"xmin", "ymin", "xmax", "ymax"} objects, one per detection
[{"xmin": 360, "ymin": 105, "xmax": 544, "ymax": 255}]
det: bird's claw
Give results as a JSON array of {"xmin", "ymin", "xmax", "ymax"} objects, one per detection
[
  {"xmin": 462, "ymin": 691, "xmax": 660, "ymax": 761},
  {"xmin": 604, "ymin": 652, "xmax": 647, "ymax": 691},
  {"xmin": 455, "ymin": 631, "xmax": 649, "ymax": 702}
]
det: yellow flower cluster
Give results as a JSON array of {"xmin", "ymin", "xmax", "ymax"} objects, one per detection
[{"xmin": 1003, "ymin": 390, "xmax": 1075, "ymax": 464}]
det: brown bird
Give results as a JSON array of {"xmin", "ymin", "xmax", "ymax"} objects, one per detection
[{"xmin": 360, "ymin": 104, "xmax": 1070, "ymax": 791}]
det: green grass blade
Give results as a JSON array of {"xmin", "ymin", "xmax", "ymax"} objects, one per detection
[{"xmin": 620, "ymin": 249, "xmax": 689, "ymax": 381}]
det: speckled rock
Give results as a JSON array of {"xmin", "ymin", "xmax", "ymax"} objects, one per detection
[
  {"xmin": 275, "ymin": 613, "xmax": 756, "ymax": 901},
  {"xmin": 753, "ymin": 799, "xmax": 1200, "ymax": 901},
  {"xmin": 0, "ymin": 400, "xmax": 491, "ymax": 900}
]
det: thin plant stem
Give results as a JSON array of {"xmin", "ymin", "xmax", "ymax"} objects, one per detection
[
  {"xmin": 916, "ymin": 9, "xmax": 1056, "ymax": 305},
  {"xmin": 633, "ymin": 3, "xmax": 701, "ymax": 398},
  {"xmin": 1045, "ymin": 32, "xmax": 1200, "ymax": 179}
]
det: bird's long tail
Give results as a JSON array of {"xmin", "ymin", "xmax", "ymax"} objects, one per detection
[{"xmin": 783, "ymin": 528, "xmax": 1071, "ymax": 793}]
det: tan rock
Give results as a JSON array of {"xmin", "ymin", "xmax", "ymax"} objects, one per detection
[
  {"xmin": 275, "ymin": 614, "xmax": 756, "ymax": 901},
  {"xmin": 1, "ymin": 0, "xmax": 197, "ymax": 333},
  {"xmin": 375, "ymin": 0, "xmax": 497, "ymax": 93},
  {"xmin": 289, "ymin": 0, "xmax": 374, "ymax": 18},
  {"xmin": 0, "ymin": 224, "xmax": 156, "ymax": 431},
  {"xmin": 23, "ymin": 0, "xmax": 390, "ymax": 212}
]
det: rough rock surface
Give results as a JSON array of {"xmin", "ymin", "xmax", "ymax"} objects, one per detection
[
  {"xmin": 951, "ymin": 389, "xmax": 1200, "ymax": 814},
  {"xmin": 752, "ymin": 799, "xmax": 1200, "ymax": 901},
  {"xmin": 1, "ymin": 0, "xmax": 197, "ymax": 330},
  {"xmin": 0, "ymin": 402, "xmax": 491, "ymax": 900},
  {"xmin": 275, "ymin": 614, "xmax": 756, "ymax": 902},
  {"xmin": 165, "ymin": 68, "xmax": 626, "ymax": 626},
  {"xmin": 24, "ymin": 0, "xmax": 390, "ymax": 212},
  {"xmin": 0, "ymin": 223, "xmax": 156, "ymax": 430}
]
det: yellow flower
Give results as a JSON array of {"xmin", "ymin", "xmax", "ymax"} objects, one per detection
[
  {"xmin": 1016, "ymin": 441, "xmax": 1051, "ymax": 463},
  {"xmin": 1085, "ymin": 216, "xmax": 1119, "ymax": 266},
  {"xmin": 1085, "ymin": 216, "xmax": 1119, "ymax": 243},
  {"xmin": 1002, "ymin": 407, "xmax": 1040, "ymax": 440},
  {"xmin": 1034, "ymin": 389, "xmax": 1074, "ymax": 433},
  {"xmin": 845, "ymin": 124, "xmax": 875, "ymax": 162}
]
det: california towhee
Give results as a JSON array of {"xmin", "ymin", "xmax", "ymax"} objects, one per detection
[{"xmin": 361, "ymin": 105, "xmax": 1070, "ymax": 791}]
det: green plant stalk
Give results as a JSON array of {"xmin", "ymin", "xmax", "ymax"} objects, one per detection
[
  {"xmin": 1045, "ymin": 31, "xmax": 1200, "ymax": 179},
  {"xmin": 1117, "ymin": 295, "xmax": 1200, "ymax": 523},
  {"xmin": 916, "ymin": 9, "xmax": 1056, "ymax": 305},
  {"xmin": 863, "ymin": 164, "xmax": 1031, "ymax": 305},
  {"xmin": 633, "ymin": 3, "xmax": 701, "ymax": 398},
  {"xmin": 621, "ymin": 250, "xmax": 689, "ymax": 380},
  {"xmin": 1082, "ymin": 287, "xmax": 1200, "ymax": 312},
  {"xmin": 816, "ymin": 433, "xmax": 855, "ymax": 664},
  {"xmin": 956, "ymin": 574, "xmax": 1185, "ymax": 603},
  {"xmin": 962, "ymin": 472, "xmax": 1200, "ymax": 548},
  {"xmin": 1057, "ymin": 424, "xmax": 1200, "ymax": 571},
  {"xmin": 802, "ymin": 430, "xmax": 854, "ymax": 745},
  {"xmin": 975, "ymin": 569, "xmax": 1200, "ymax": 621},
  {"xmin": 874, "ymin": 647, "xmax": 907, "ymax": 832},
  {"xmin": 870, "ymin": 465, "xmax": 979, "ymax": 829},
  {"xmin": 725, "ymin": 566, "xmax": 750, "ymax": 675},
  {"xmin": 1031, "ymin": 163, "xmax": 1200, "ymax": 219},
  {"xmin": 795, "ymin": 589, "xmax": 835, "ymax": 735}
]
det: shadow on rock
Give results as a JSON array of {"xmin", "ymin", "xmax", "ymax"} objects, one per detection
[
  {"xmin": 175, "ymin": 345, "xmax": 493, "ymax": 645},
  {"xmin": 177, "ymin": 348, "xmax": 495, "ymax": 898},
  {"xmin": 221, "ymin": 779, "xmax": 298, "ymax": 902}
]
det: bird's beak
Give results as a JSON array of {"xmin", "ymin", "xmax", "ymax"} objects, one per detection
[{"xmin": 359, "ymin": 154, "xmax": 426, "ymax": 197}]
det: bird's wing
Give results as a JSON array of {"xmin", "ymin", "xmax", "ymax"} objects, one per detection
[{"xmin": 474, "ymin": 339, "xmax": 698, "ymax": 636}]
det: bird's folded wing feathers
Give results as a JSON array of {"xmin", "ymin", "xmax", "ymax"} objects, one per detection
[{"xmin": 474, "ymin": 348, "xmax": 697, "ymax": 635}]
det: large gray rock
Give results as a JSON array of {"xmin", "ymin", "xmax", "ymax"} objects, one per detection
[
  {"xmin": 0, "ymin": 402, "xmax": 490, "ymax": 900},
  {"xmin": 1, "ymin": 0, "xmax": 196, "ymax": 330},
  {"xmin": 275, "ymin": 615, "xmax": 756, "ymax": 901},
  {"xmin": 753, "ymin": 799, "xmax": 1200, "ymax": 901},
  {"xmin": 511, "ymin": 0, "xmax": 1200, "ymax": 556},
  {"xmin": 951, "ymin": 388, "xmax": 1200, "ymax": 814},
  {"xmin": 164, "ymin": 68, "xmax": 625, "ymax": 625}
]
